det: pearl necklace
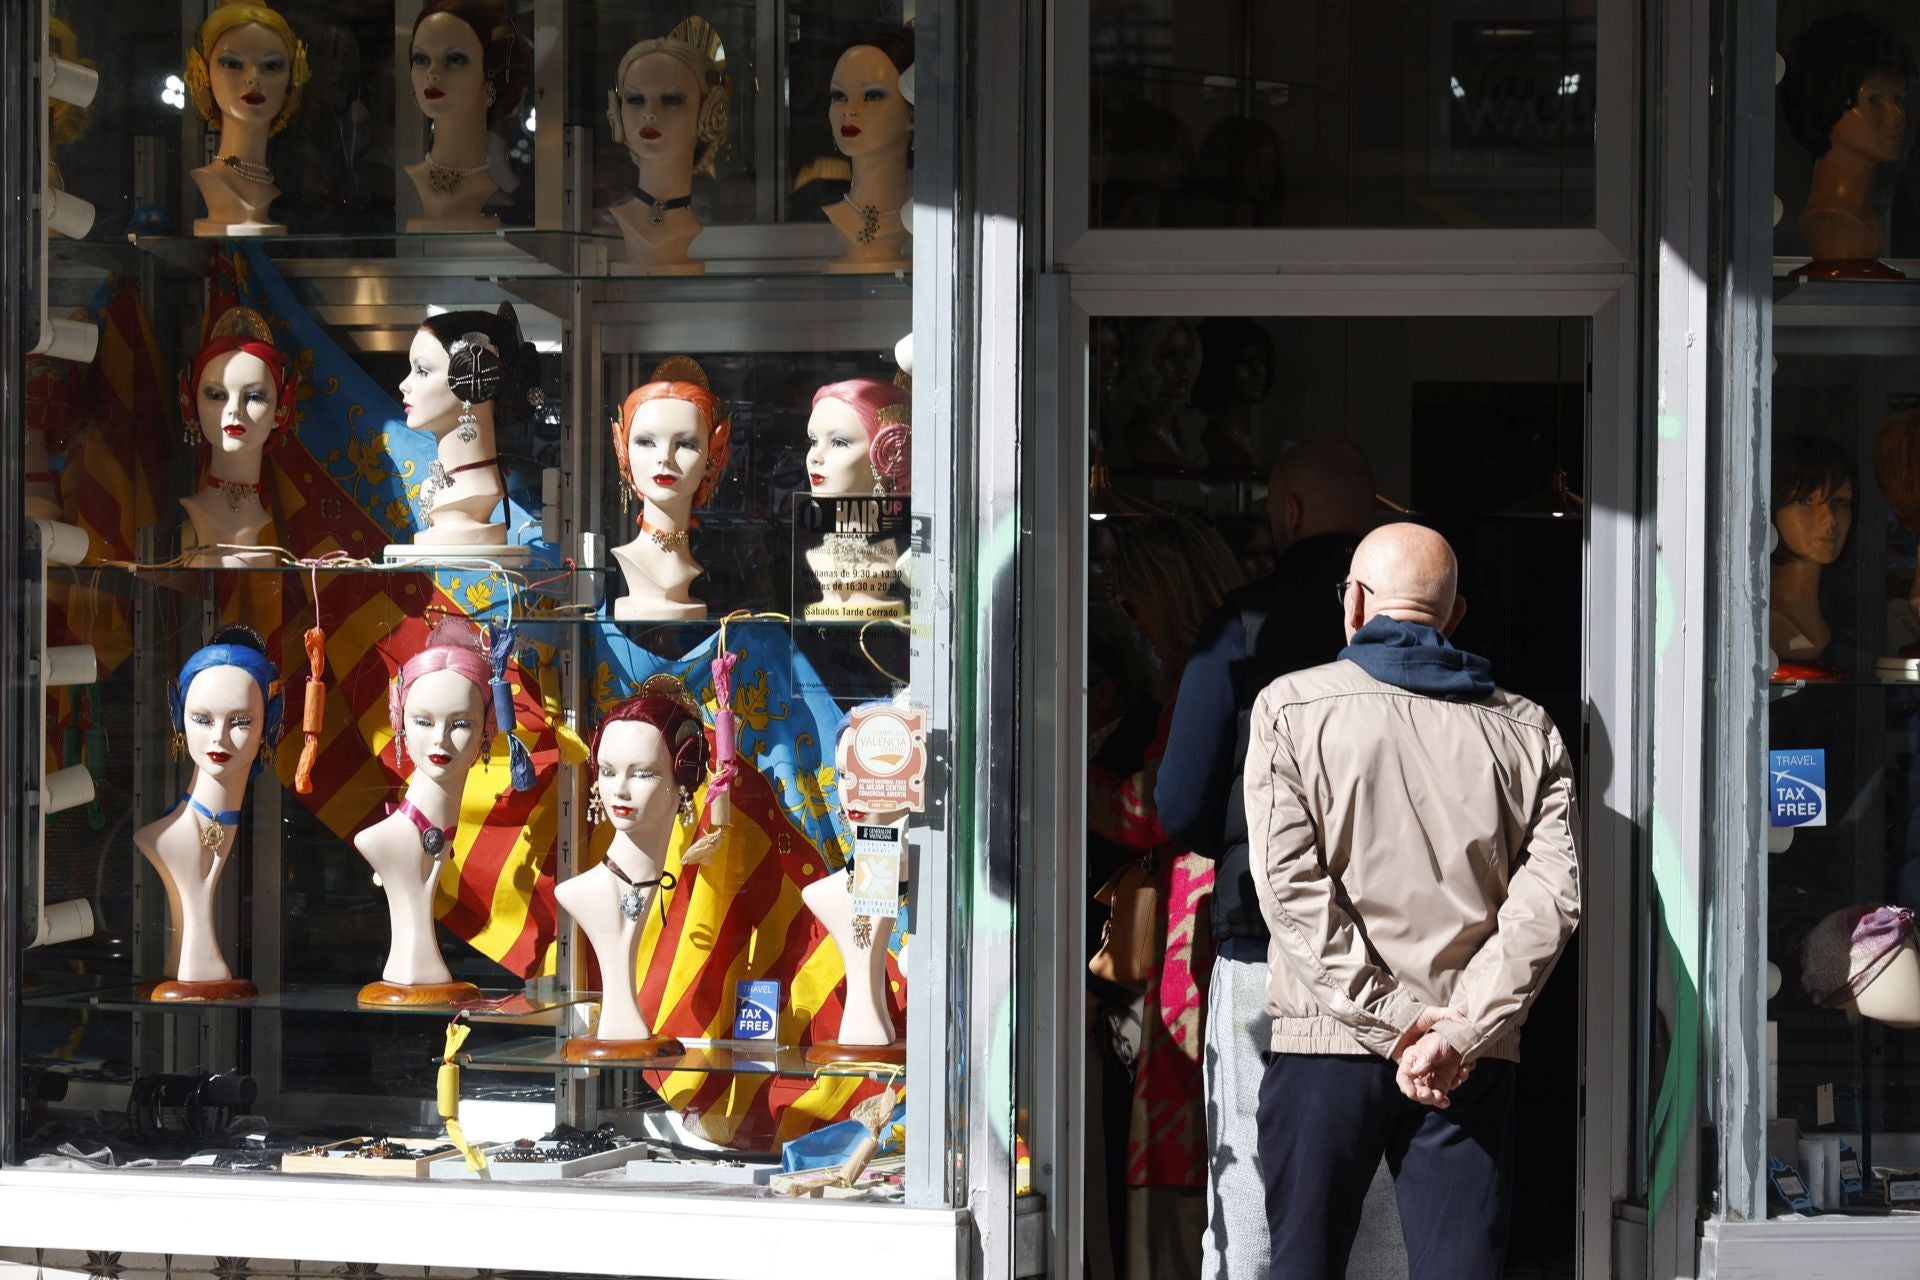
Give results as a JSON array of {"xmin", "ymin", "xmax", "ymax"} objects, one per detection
[
  {"xmin": 425, "ymin": 155, "xmax": 490, "ymax": 195},
  {"xmin": 220, "ymin": 155, "xmax": 274, "ymax": 185}
]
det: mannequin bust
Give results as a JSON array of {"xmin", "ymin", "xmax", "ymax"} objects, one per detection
[
  {"xmin": 1853, "ymin": 941, "xmax": 1920, "ymax": 1027},
  {"xmin": 605, "ymin": 19, "xmax": 730, "ymax": 276},
  {"xmin": 183, "ymin": 3, "xmax": 310, "ymax": 237},
  {"xmin": 609, "ymin": 357, "xmax": 732, "ymax": 621},
  {"xmin": 1120, "ymin": 318, "xmax": 1203, "ymax": 471},
  {"xmin": 823, "ymin": 39, "xmax": 914, "ymax": 274},
  {"xmin": 1781, "ymin": 14, "xmax": 1916, "ymax": 280},
  {"xmin": 800, "ymin": 714, "xmax": 907, "ymax": 1062},
  {"xmin": 355, "ymin": 626, "xmax": 495, "ymax": 1006},
  {"xmin": 178, "ymin": 308, "xmax": 298, "ymax": 569},
  {"xmin": 562, "ymin": 679, "xmax": 709, "ymax": 1060},
  {"xmin": 387, "ymin": 304, "xmax": 535, "ymax": 563},
  {"xmin": 1770, "ymin": 433, "xmax": 1856, "ymax": 665},
  {"xmin": 1193, "ymin": 318, "xmax": 1272, "ymax": 473},
  {"xmin": 403, "ymin": 0, "xmax": 531, "ymax": 233},
  {"xmin": 803, "ymin": 377, "xmax": 910, "ymax": 620},
  {"xmin": 135, "ymin": 626, "xmax": 282, "ymax": 1001}
]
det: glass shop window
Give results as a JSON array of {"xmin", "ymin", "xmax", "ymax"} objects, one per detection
[
  {"xmin": 1759, "ymin": 0, "xmax": 1920, "ymax": 1219},
  {"xmin": 1088, "ymin": 0, "xmax": 1598, "ymax": 230}
]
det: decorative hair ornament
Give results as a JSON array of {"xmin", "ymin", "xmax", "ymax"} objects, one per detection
[
  {"xmin": 178, "ymin": 305, "xmax": 300, "ymax": 448},
  {"xmin": 486, "ymin": 624, "xmax": 535, "ymax": 792},
  {"xmin": 183, "ymin": 2, "xmax": 312, "ymax": 136},
  {"xmin": 293, "ymin": 625, "xmax": 326, "ymax": 794},
  {"xmin": 1802, "ymin": 905, "xmax": 1920, "ymax": 1007},
  {"xmin": 607, "ymin": 16, "xmax": 732, "ymax": 176},
  {"xmin": 870, "ymin": 372, "xmax": 912, "ymax": 495},
  {"xmin": 611, "ymin": 357, "xmax": 733, "ymax": 517},
  {"xmin": 170, "ymin": 623, "xmax": 286, "ymax": 779}
]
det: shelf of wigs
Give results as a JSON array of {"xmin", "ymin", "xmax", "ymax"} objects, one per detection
[
  {"xmin": 460, "ymin": 1034, "xmax": 908, "ymax": 1081},
  {"xmin": 27, "ymin": 978, "xmax": 581, "ymax": 1024}
]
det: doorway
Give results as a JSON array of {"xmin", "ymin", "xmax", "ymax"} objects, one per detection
[{"xmin": 1067, "ymin": 313, "xmax": 1593, "ymax": 1280}]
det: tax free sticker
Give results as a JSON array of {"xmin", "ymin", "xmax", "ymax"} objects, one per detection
[{"xmin": 1769, "ymin": 749, "xmax": 1827, "ymax": 828}]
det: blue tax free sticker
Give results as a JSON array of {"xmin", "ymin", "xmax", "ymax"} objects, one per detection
[
  {"xmin": 1769, "ymin": 749, "xmax": 1827, "ymax": 828},
  {"xmin": 733, "ymin": 979, "xmax": 781, "ymax": 1041}
]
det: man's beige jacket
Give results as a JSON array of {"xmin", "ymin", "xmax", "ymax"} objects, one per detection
[{"xmin": 1244, "ymin": 658, "xmax": 1582, "ymax": 1064}]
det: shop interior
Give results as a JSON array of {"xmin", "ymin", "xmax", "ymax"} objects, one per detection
[{"xmin": 1080, "ymin": 314, "xmax": 1587, "ymax": 1279}]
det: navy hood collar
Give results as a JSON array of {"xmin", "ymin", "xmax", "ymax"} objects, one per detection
[{"xmin": 1339, "ymin": 616, "xmax": 1495, "ymax": 701}]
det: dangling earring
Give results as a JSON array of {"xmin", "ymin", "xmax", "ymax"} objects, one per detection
[
  {"xmin": 182, "ymin": 416, "xmax": 195, "ymax": 445},
  {"xmin": 456, "ymin": 401, "xmax": 478, "ymax": 443},
  {"xmin": 169, "ymin": 729, "xmax": 186, "ymax": 761},
  {"xmin": 678, "ymin": 785, "xmax": 695, "ymax": 826},
  {"xmin": 481, "ymin": 736, "xmax": 493, "ymax": 767},
  {"xmin": 485, "ymin": 82, "xmax": 498, "ymax": 109},
  {"xmin": 586, "ymin": 791, "xmax": 605, "ymax": 825},
  {"xmin": 871, "ymin": 465, "xmax": 889, "ymax": 496}
]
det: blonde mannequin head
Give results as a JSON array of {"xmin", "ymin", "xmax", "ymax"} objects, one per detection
[
  {"xmin": 607, "ymin": 17, "xmax": 731, "ymax": 176},
  {"xmin": 183, "ymin": 3, "xmax": 311, "ymax": 136}
]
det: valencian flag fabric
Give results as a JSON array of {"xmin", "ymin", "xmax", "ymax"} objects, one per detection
[{"xmin": 587, "ymin": 621, "xmax": 906, "ymax": 1152}]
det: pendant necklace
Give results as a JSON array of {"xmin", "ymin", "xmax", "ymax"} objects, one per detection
[
  {"xmin": 180, "ymin": 794, "xmax": 243, "ymax": 851},
  {"xmin": 634, "ymin": 185, "xmax": 693, "ymax": 227},
  {"xmin": 425, "ymin": 155, "xmax": 490, "ymax": 196},
  {"xmin": 638, "ymin": 512, "xmax": 689, "ymax": 553},
  {"xmin": 425, "ymin": 456, "xmax": 497, "ymax": 504},
  {"xmin": 395, "ymin": 797, "xmax": 456, "ymax": 858},
  {"xmin": 842, "ymin": 196, "xmax": 883, "ymax": 246},
  {"xmin": 605, "ymin": 857, "xmax": 675, "ymax": 923},
  {"xmin": 220, "ymin": 155, "xmax": 274, "ymax": 186},
  {"xmin": 208, "ymin": 476, "xmax": 264, "ymax": 513}
]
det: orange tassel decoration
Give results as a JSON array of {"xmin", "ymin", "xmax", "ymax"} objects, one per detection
[{"xmin": 293, "ymin": 624, "xmax": 326, "ymax": 794}]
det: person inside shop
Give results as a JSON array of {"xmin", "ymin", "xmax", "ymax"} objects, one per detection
[
  {"xmin": 1086, "ymin": 514, "xmax": 1246, "ymax": 1280},
  {"xmin": 1153, "ymin": 436, "xmax": 1406, "ymax": 1280},
  {"xmin": 1244, "ymin": 523, "xmax": 1582, "ymax": 1280}
]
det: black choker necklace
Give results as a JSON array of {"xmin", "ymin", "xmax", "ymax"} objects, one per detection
[{"xmin": 634, "ymin": 185, "xmax": 693, "ymax": 227}]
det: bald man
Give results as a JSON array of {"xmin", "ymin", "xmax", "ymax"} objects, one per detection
[
  {"xmin": 1243, "ymin": 524, "xmax": 1581, "ymax": 1280},
  {"xmin": 1156, "ymin": 437, "xmax": 1405, "ymax": 1280}
]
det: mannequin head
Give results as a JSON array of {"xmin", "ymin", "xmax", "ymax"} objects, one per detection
[
  {"xmin": 1875, "ymin": 408, "xmax": 1920, "ymax": 531},
  {"xmin": 613, "ymin": 358, "xmax": 731, "ymax": 514},
  {"xmin": 179, "ymin": 307, "xmax": 298, "ymax": 456},
  {"xmin": 1801, "ymin": 904, "xmax": 1920, "ymax": 1011},
  {"xmin": 389, "ymin": 625, "xmax": 495, "ymax": 778},
  {"xmin": 410, "ymin": 0, "xmax": 532, "ymax": 128},
  {"xmin": 1772, "ymin": 432, "xmax": 1856, "ymax": 566},
  {"xmin": 589, "ymin": 678, "xmax": 709, "ymax": 836},
  {"xmin": 1128, "ymin": 318, "xmax": 1202, "ymax": 406},
  {"xmin": 806, "ymin": 377, "xmax": 911, "ymax": 496},
  {"xmin": 184, "ymin": 3, "xmax": 310, "ymax": 136},
  {"xmin": 1782, "ymin": 13, "xmax": 1915, "ymax": 162},
  {"xmin": 1192, "ymin": 318, "xmax": 1275, "ymax": 413},
  {"xmin": 171, "ymin": 624, "xmax": 283, "ymax": 781},
  {"xmin": 400, "ymin": 304, "xmax": 534, "ymax": 438},
  {"xmin": 830, "ymin": 38, "xmax": 913, "ymax": 161},
  {"xmin": 608, "ymin": 17, "xmax": 730, "ymax": 176}
]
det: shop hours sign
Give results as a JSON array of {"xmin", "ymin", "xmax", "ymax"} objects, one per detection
[{"xmin": 1770, "ymin": 749, "xmax": 1828, "ymax": 828}]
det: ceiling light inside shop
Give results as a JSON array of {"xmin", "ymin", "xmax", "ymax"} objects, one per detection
[
  {"xmin": 1450, "ymin": 76, "xmax": 1467, "ymax": 99},
  {"xmin": 161, "ymin": 74, "xmax": 185, "ymax": 110},
  {"xmin": 1559, "ymin": 73, "xmax": 1582, "ymax": 96},
  {"xmin": 524, "ymin": 108, "xmax": 536, "ymax": 133}
]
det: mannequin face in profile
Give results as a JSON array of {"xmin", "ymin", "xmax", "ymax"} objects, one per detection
[
  {"xmin": 1831, "ymin": 72, "xmax": 1909, "ymax": 164},
  {"xmin": 411, "ymin": 11, "xmax": 488, "ymax": 123},
  {"xmin": 830, "ymin": 45, "xmax": 911, "ymax": 160},
  {"xmin": 197, "ymin": 350, "xmax": 278, "ymax": 455},
  {"xmin": 403, "ymin": 668, "xmax": 485, "ymax": 784},
  {"xmin": 804, "ymin": 396, "xmax": 873, "ymax": 497},
  {"xmin": 594, "ymin": 719, "xmax": 678, "ymax": 837},
  {"xmin": 208, "ymin": 22, "xmax": 292, "ymax": 130},
  {"xmin": 621, "ymin": 52, "xmax": 702, "ymax": 165},
  {"xmin": 1774, "ymin": 481, "xmax": 1854, "ymax": 565},
  {"xmin": 626, "ymin": 396, "xmax": 708, "ymax": 511},
  {"xmin": 183, "ymin": 665, "xmax": 265, "ymax": 782},
  {"xmin": 399, "ymin": 329, "xmax": 460, "ymax": 435}
]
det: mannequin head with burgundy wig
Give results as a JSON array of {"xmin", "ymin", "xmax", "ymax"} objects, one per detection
[
  {"xmin": 589, "ymin": 676, "xmax": 709, "ymax": 838},
  {"xmin": 388, "ymin": 622, "xmax": 495, "ymax": 784},
  {"xmin": 179, "ymin": 307, "xmax": 298, "ymax": 465},
  {"xmin": 806, "ymin": 376, "xmax": 910, "ymax": 497}
]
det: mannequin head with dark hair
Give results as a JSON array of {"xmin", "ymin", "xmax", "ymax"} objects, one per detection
[
  {"xmin": 1782, "ymin": 12, "xmax": 1915, "ymax": 159},
  {"xmin": 411, "ymin": 0, "xmax": 531, "ymax": 129}
]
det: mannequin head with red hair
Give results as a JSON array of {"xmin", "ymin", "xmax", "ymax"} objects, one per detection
[
  {"xmin": 589, "ymin": 675, "xmax": 710, "ymax": 836},
  {"xmin": 806, "ymin": 376, "xmax": 909, "ymax": 497},
  {"xmin": 178, "ymin": 307, "xmax": 298, "ymax": 459},
  {"xmin": 612, "ymin": 356, "xmax": 732, "ymax": 517}
]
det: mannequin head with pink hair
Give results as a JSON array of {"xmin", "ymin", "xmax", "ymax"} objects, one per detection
[
  {"xmin": 805, "ymin": 376, "xmax": 910, "ymax": 497},
  {"xmin": 388, "ymin": 623, "xmax": 496, "ymax": 777}
]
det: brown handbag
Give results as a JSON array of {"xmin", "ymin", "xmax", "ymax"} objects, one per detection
[{"xmin": 1088, "ymin": 850, "xmax": 1164, "ymax": 993}]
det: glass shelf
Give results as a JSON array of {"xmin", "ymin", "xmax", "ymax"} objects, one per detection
[
  {"xmin": 1769, "ymin": 676, "xmax": 1920, "ymax": 700},
  {"xmin": 463, "ymin": 1034, "xmax": 907, "ymax": 1079},
  {"xmin": 31, "ymin": 980, "xmax": 581, "ymax": 1022},
  {"xmin": 73, "ymin": 230, "xmax": 620, "ymax": 280}
]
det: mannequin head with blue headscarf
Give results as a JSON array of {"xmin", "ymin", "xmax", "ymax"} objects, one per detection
[{"xmin": 171, "ymin": 624, "xmax": 284, "ymax": 784}]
